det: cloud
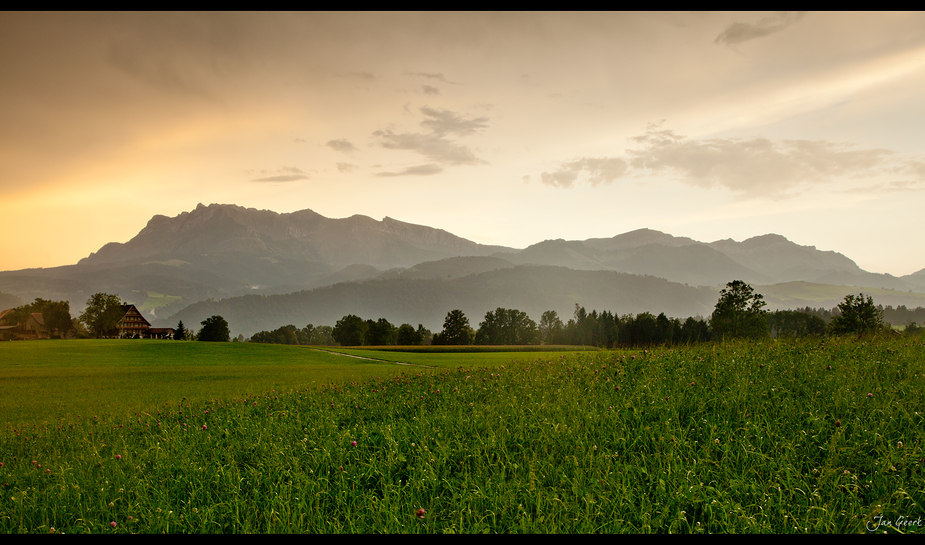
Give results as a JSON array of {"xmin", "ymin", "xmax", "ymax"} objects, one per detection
[
  {"xmin": 404, "ymin": 71, "xmax": 460, "ymax": 85},
  {"xmin": 337, "ymin": 162, "xmax": 358, "ymax": 173},
  {"xmin": 374, "ymin": 164, "xmax": 443, "ymax": 177},
  {"xmin": 539, "ymin": 123, "xmax": 920, "ymax": 198},
  {"xmin": 541, "ymin": 157, "xmax": 628, "ymax": 188},
  {"xmin": 625, "ymin": 127, "xmax": 894, "ymax": 197},
  {"xmin": 372, "ymin": 106, "xmax": 489, "ymax": 166},
  {"xmin": 293, "ymin": 138, "xmax": 306, "ymax": 143},
  {"xmin": 251, "ymin": 166, "xmax": 309, "ymax": 182},
  {"xmin": 419, "ymin": 106, "xmax": 489, "ymax": 137},
  {"xmin": 326, "ymin": 139, "xmax": 357, "ymax": 153},
  {"xmin": 842, "ymin": 180, "xmax": 925, "ymax": 194},
  {"xmin": 108, "ymin": 42, "xmax": 217, "ymax": 99},
  {"xmin": 347, "ymin": 71, "xmax": 376, "ymax": 80},
  {"xmin": 373, "ymin": 130, "xmax": 483, "ymax": 165},
  {"xmin": 715, "ymin": 12, "xmax": 806, "ymax": 46},
  {"xmin": 422, "ymin": 85, "xmax": 440, "ymax": 96}
]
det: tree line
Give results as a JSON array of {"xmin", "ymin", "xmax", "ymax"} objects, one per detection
[
  {"xmin": 247, "ymin": 281, "xmax": 913, "ymax": 347},
  {"xmin": 3, "ymin": 282, "xmax": 919, "ymax": 346}
]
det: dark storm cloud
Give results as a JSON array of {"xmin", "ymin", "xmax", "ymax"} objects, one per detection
[
  {"xmin": 326, "ymin": 139, "xmax": 357, "ymax": 153},
  {"xmin": 715, "ymin": 12, "xmax": 807, "ymax": 46},
  {"xmin": 251, "ymin": 166, "xmax": 309, "ymax": 182},
  {"xmin": 374, "ymin": 164, "xmax": 443, "ymax": 177},
  {"xmin": 540, "ymin": 157, "xmax": 628, "ymax": 188}
]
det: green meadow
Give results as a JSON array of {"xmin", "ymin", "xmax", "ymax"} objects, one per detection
[{"xmin": 0, "ymin": 337, "xmax": 922, "ymax": 533}]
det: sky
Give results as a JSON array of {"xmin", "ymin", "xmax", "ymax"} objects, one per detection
[{"xmin": 2, "ymin": 12, "xmax": 925, "ymax": 277}]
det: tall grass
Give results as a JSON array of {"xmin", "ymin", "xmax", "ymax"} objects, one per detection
[{"xmin": 0, "ymin": 336, "xmax": 922, "ymax": 533}]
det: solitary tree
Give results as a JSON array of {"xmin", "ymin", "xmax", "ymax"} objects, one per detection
[
  {"xmin": 710, "ymin": 280, "xmax": 769, "ymax": 341},
  {"xmin": 539, "ymin": 310, "xmax": 564, "ymax": 345},
  {"xmin": 198, "ymin": 315, "xmax": 230, "ymax": 342},
  {"xmin": 828, "ymin": 294, "xmax": 884, "ymax": 337},
  {"xmin": 175, "ymin": 320, "xmax": 187, "ymax": 341},
  {"xmin": 434, "ymin": 309, "xmax": 474, "ymax": 345},
  {"xmin": 396, "ymin": 323, "xmax": 425, "ymax": 345},
  {"xmin": 79, "ymin": 293, "xmax": 124, "ymax": 338},
  {"xmin": 332, "ymin": 314, "xmax": 368, "ymax": 346}
]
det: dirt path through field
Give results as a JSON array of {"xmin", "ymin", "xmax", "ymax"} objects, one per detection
[{"xmin": 309, "ymin": 348, "xmax": 434, "ymax": 368}]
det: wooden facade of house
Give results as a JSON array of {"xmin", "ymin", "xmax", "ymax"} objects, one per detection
[
  {"xmin": 117, "ymin": 304, "xmax": 151, "ymax": 338},
  {"xmin": 0, "ymin": 308, "xmax": 16, "ymax": 340},
  {"xmin": 25, "ymin": 313, "xmax": 49, "ymax": 339},
  {"xmin": 147, "ymin": 327, "xmax": 176, "ymax": 340}
]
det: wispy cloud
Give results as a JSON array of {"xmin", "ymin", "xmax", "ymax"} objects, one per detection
[
  {"xmin": 372, "ymin": 106, "xmax": 489, "ymax": 166},
  {"xmin": 419, "ymin": 106, "xmax": 489, "ymax": 137},
  {"xmin": 373, "ymin": 130, "xmax": 483, "ymax": 165},
  {"xmin": 715, "ymin": 12, "xmax": 807, "ymax": 46},
  {"xmin": 540, "ymin": 157, "xmax": 628, "ymax": 188},
  {"xmin": 539, "ymin": 123, "xmax": 922, "ymax": 198},
  {"xmin": 422, "ymin": 85, "xmax": 440, "ymax": 96},
  {"xmin": 626, "ymin": 126, "xmax": 893, "ymax": 197},
  {"xmin": 326, "ymin": 139, "xmax": 357, "ymax": 154},
  {"xmin": 374, "ymin": 164, "xmax": 443, "ymax": 177},
  {"xmin": 403, "ymin": 71, "xmax": 461, "ymax": 85},
  {"xmin": 336, "ymin": 162, "xmax": 358, "ymax": 173},
  {"xmin": 251, "ymin": 166, "xmax": 309, "ymax": 182}
]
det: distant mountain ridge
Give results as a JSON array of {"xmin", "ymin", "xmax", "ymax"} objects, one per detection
[
  {"xmin": 81, "ymin": 203, "xmax": 512, "ymax": 269},
  {"xmin": 0, "ymin": 203, "xmax": 923, "ymax": 331}
]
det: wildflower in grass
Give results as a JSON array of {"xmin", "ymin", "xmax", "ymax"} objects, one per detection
[
  {"xmin": 867, "ymin": 393, "xmax": 873, "ymax": 398},
  {"xmin": 416, "ymin": 508, "xmax": 426, "ymax": 519},
  {"xmin": 351, "ymin": 441, "xmax": 357, "ymax": 447},
  {"xmin": 110, "ymin": 521, "xmax": 117, "ymax": 528},
  {"xmin": 116, "ymin": 454, "xmax": 122, "ymax": 460}
]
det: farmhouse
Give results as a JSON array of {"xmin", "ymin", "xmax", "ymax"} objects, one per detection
[
  {"xmin": 25, "ymin": 313, "xmax": 49, "ymax": 339},
  {"xmin": 147, "ymin": 327, "xmax": 176, "ymax": 340},
  {"xmin": 0, "ymin": 308, "xmax": 16, "ymax": 340},
  {"xmin": 117, "ymin": 304, "xmax": 151, "ymax": 338}
]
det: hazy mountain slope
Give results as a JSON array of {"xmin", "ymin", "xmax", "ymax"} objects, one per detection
[
  {"xmin": 377, "ymin": 256, "xmax": 516, "ymax": 281},
  {"xmin": 495, "ymin": 240, "xmax": 604, "ymax": 270},
  {"xmin": 81, "ymin": 203, "xmax": 513, "ymax": 269},
  {"xmin": 707, "ymin": 234, "xmax": 861, "ymax": 281},
  {"xmin": 757, "ymin": 281, "xmax": 925, "ymax": 311},
  {"xmin": 901, "ymin": 267, "xmax": 925, "ymax": 290},
  {"xmin": 597, "ymin": 243, "xmax": 771, "ymax": 287},
  {"xmin": 161, "ymin": 265, "xmax": 718, "ymax": 337},
  {"xmin": 583, "ymin": 228, "xmax": 701, "ymax": 252}
]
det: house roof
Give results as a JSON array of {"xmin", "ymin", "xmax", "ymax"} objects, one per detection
[
  {"xmin": 30, "ymin": 312, "xmax": 45, "ymax": 326},
  {"xmin": 0, "ymin": 308, "xmax": 15, "ymax": 324}
]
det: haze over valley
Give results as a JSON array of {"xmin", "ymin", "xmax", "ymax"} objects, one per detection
[{"xmin": 1, "ymin": 203, "xmax": 923, "ymax": 337}]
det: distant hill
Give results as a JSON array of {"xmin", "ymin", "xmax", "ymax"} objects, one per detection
[
  {"xmin": 1, "ymin": 203, "xmax": 923, "ymax": 328},
  {"xmin": 160, "ymin": 265, "xmax": 719, "ymax": 337}
]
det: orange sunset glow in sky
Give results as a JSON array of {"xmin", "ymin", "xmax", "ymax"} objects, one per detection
[{"xmin": 2, "ymin": 12, "xmax": 924, "ymax": 276}]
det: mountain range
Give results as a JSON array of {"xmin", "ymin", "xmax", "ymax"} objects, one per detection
[{"xmin": 2, "ymin": 203, "xmax": 923, "ymax": 336}]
